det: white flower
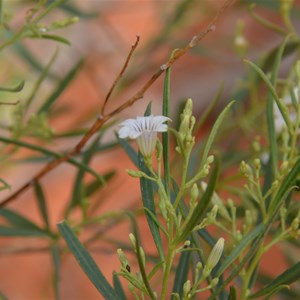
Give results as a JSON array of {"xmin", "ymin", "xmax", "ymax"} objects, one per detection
[{"xmin": 118, "ymin": 115, "xmax": 171, "ymax": 157}]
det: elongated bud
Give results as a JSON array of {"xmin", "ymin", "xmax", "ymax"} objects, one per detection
[
  {"xmin": 117, "ymin": 248, "xmax": 130, "ymax": 271},
  {"xmin": 183, "ymin": 280, "xmax": 191, "ymax": 296},
  {"xmin": 190, "ymin": 184, "xmax": 199, "ymax": 208},
  {"xmin": 204, "ymin": 238, "xmax": 224, "ymax": 276},
  {"xmin": 129, "ymin": 233, "xmax": 136, "ymax": 250}
]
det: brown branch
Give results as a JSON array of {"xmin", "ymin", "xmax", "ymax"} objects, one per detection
[
  {"xmin": 101, "ymin": 35, "xmax": 140, "ymax": 115},
  {"xmin": 0, "ymin": 0, "xmax": 234, "ymax": 208}
]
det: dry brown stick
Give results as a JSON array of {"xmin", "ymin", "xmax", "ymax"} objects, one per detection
[
  {"xmin": 101, "ymin": 35, "xmax": 140, "ymax": 115},
  {"xmin": 0, "ymin": 0, "xmax": 234, "ymax": 208}
]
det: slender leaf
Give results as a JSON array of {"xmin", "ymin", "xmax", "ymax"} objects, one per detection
[
  {"xmin": 162, "ymin": 53, "xmax": 172, "ymax": 198},
  {"xmin": 128, "ymin": 212, "xmax": 157, "ymax": 299},
  {"xmin": 0, "ymin": 178, "xmax": 10, "ymax": 191},
  {"xmin": 24, "ymin": 49, "xmax": 58, "ymax": 111},
  {"xmin": 144, "ymin": 102, "xmax": 152, "ymax": 116},
  {"xmin": 249, "ymin": 261, "xmax": 300, "ymax": 299},
  {"xmin": 0, "ymin": 226, "xmax": 48, "ymax": 237},
  {"xmin": 265, "ymin": 35, "xmax": 290, "ymax": 180},
  {"xmin": 14, "ymin": 43, "xmax": 58, "ymax": 79},
  {"xmin": 85, "ymin": 170, "xmax": 115, "ymax": 198},
  {"xmin": 216, "ymin": 223, "xmax": 266, "ymax": 277},
  {"xmin": 34, "ymin": 181, "xmax": 50, "ymax": 229},
  {"xmin": 139, "ymin": 154, "xmax": 164, "ymax": 260},
  {"xmin": 269, "ymin": 156, "xmax": 300, "ymax": 217},
  {"xmin": 175, "ymin": 158, "xmax": 220, "ymax": 244},
  {"xmin": 227, "ymin": 286, "xmax": 237, "ymax": 300},
  {"xmin": 69, "ymin": 134, "xmax": 102, "ymax": 211},
  {"xmin": 244, "ymin": 59, "xmax": 291, "ymax": 130},
  {"xmin": 0, "ymin": 80, "xmax": 24, "ymax": 92},
  {"xmin": 38, "ymin": 34, "xmax": 71, "ymax": 45},
  {"xmin": 117, "ymin": 135, "xmax": 139, "ymax": 167},
  {"xmin": 57, "ymin": 221, "xmax": 119, "ymax": 300},
  {"xmin": 0, "ymin": 208, "xmax": 47, "ymax": 233},
  {"xmin": 199, "ymin": 101, "xmax": 235, "ymax": 169},
  {"xmin": 0, "ymin": 136, "xmax": 103, "ymax": 182},
  {"xmin": 38, "ymin": 59, "xmax": 84, "ymax": 113},
  {"xmin": 51, "ymin": 243, "xmax": 61, "ymax": 300},
  {"xmin": 113, "ymin": 273, "xmax": 127, "ymax": 300},
  {"xmin": 172, "ymin": 247, "xmax": 191, "ymax": 297}
]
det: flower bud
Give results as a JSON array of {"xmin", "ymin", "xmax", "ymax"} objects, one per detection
[
  {"xmin": 117, "ymin": 248, "xmax": 130, "ymax": 270},
  {"xmin": 205, "ymin": 238, "xmax": 224, "ymax": 274},
  {"xmin": 183, "ymin": 280, "xmax": 192, "ymax": 296},
  {"xmin": 210, "ymin": 278, "xmax": 219, "ymax": 287},
  {"xmin": 190, "ymin": 184, "xmax": 199, "ymax": 208},
  {"xmin": 129, "ymin": 233, "xmax": 136, "ymax": 250},
  {"xmin": 240, "ymin": 161, "xmax": 252, "ymax": 177}
]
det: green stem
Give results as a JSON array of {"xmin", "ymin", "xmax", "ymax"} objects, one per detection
[
  {"xmin": 241, "ymin": 243, "xmax": 265, "ymax": 300},
  {"xmin": 173, "ymin": 150, "xmax": 190, "ymax": 209},
  {"xmin": 161, "ymin": 243, "xmax": 175, "ymax": 299}
]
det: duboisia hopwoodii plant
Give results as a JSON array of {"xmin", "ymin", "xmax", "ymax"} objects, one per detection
[{"xmin": 0, "ymin": 1, "xmax": 300, "ymax": 300}]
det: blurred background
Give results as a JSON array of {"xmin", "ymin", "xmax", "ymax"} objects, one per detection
[{"xmin": 0, "ymin": 0, "xmax": 300, "ymax": 299}]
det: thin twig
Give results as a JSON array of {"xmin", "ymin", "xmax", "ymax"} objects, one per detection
[
  {"xmin": 0, "ymin": 0, "xmax": 234, "ymax": 208},
  {"xmin": 101, "ymin": 35, "xmax": 140, "ymax": 115}
]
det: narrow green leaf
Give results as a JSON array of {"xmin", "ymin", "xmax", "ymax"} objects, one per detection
[
  {"xmin": 269, "ymin": 156, "xmax": 300, "ymax": 217},
  {"xmin": 39, "ymin": 34, "xmax": 71, "ymax": 45},
  {"xmin": 143, "ymin": 207, "xmax": 168, "ymax": 236},
  {"xmin": 128, "ymin": 212, "xmax": 157, "ymax": 299},
  {"xmin": 249, "ymin": 261, "xmax": 300, "ymax": 299},
  {"xmin": 199, "ymin": 101, "xmax": 235, "ymax": 169},
  {"xmin": 0, "ymin": 80, "xmax": 24, "ymax": 92},
  {"xmin": 24, "ymin": 49, "xmax": 58, "ymax": 111},
  {"xmin": 175, "ymin": 158, "xmax": 220, "ymax": 244},
  {"xmin": 172, "ymin": 247, "xmax": 191, "ymax": 297},
  {"xmin": 0, "ymin": 178, "xmax": 10, "ymax": 191},
  {"xmin": 69, "ymin": 134, "xmax": 102, "ymax": 210},
  {"xmin": 227, "ymin": 286, "xmax": 237, "ymax": 300},
  {"xmin": 144, "ymin": 102, "xmax": 152, "ymax": 116},
  {"xmin": 33, "ymin": 181, "xmax": 50, "ymax": 229},
  {"xmin": 139, "ymin": 154, "xmax": 164, "ymax": 261},
  {"xmin": 14, "ymin": 43, "xmax": 58, "ymax": 79},
  {"xmin": 216, "ymin": 223, "xmax": 266, "ymax": 277},
  {"xmin": 85, "ymin": 171, "xmax": 115, "ymax": 198},
  {"xmin": 0, "ymin": 226, "xmax": 48, "ymax": 237},
  {"xmin": 244, "ymin": 59, "xmax": 291, "ymax": 130},
  {"xmin": 51, "ymin": 243, "xmax": 61, "ymax": 300},
  {"xmin": 113, "ymin": 273, "xmax": 127, "ymax": 300},
  {"xmin": 162, "ymin": 58, "xmax": 171, "ymax": 198},
  {"xmin": 38, "ymin": 59, "xmax": 84, "ymax": 113},
  {"xmin": 0, "ymin": 208, "xmax": 46, "ymax": 233},
  {"xmin": 117, "ymin": 135, "xmax": 139, "ymax": 167},
  {"xmin": 0, "ymin": 136, "xmax": 103, "ymax": 182},
  {"xmin": 59, "ymin": 3, "xmax": 98, "ymax": 18},
  {"xmin": 265, "ymin": 35, "xmax": 290, "ymax": 179},
  {"xmin": 57, "ymin": 221, "xmax": 119, "ymax": 300}
]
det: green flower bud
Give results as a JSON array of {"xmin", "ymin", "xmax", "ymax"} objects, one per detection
[
  {"xmin": 210, "ymin": 278, "xmax": 219, "ymax": 287},
  {"xmin": 291, "ymin": 217, "xmax": 299, "ymax": 231},
  {"xmin": 196, "ymin": 262, "xmax": 203, "ymax": 270},
  {"xmin": 190, "ymin": 184, "xmax": 199, "ymax": 208},
  {"xmin": 126, "ymin": 169, "xmax": 143, "ymax": 178},
  {"xmin": 129, "ymin": 233, "xmax": 136, "ymax": 250},
  {"xmin": 240, "ymin": 161, "xmax": 252, "ymax": 177},
  {"xmin": 183, "ymin": 280, "xmax": 192, "ymax": 296},
  {"xmin": 117, "ymin": 248, "xmax": 130, "ymax": 270},
  {"xmin": 204, "ymin": 238, "xmax": 224, "ymax": 276}
]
